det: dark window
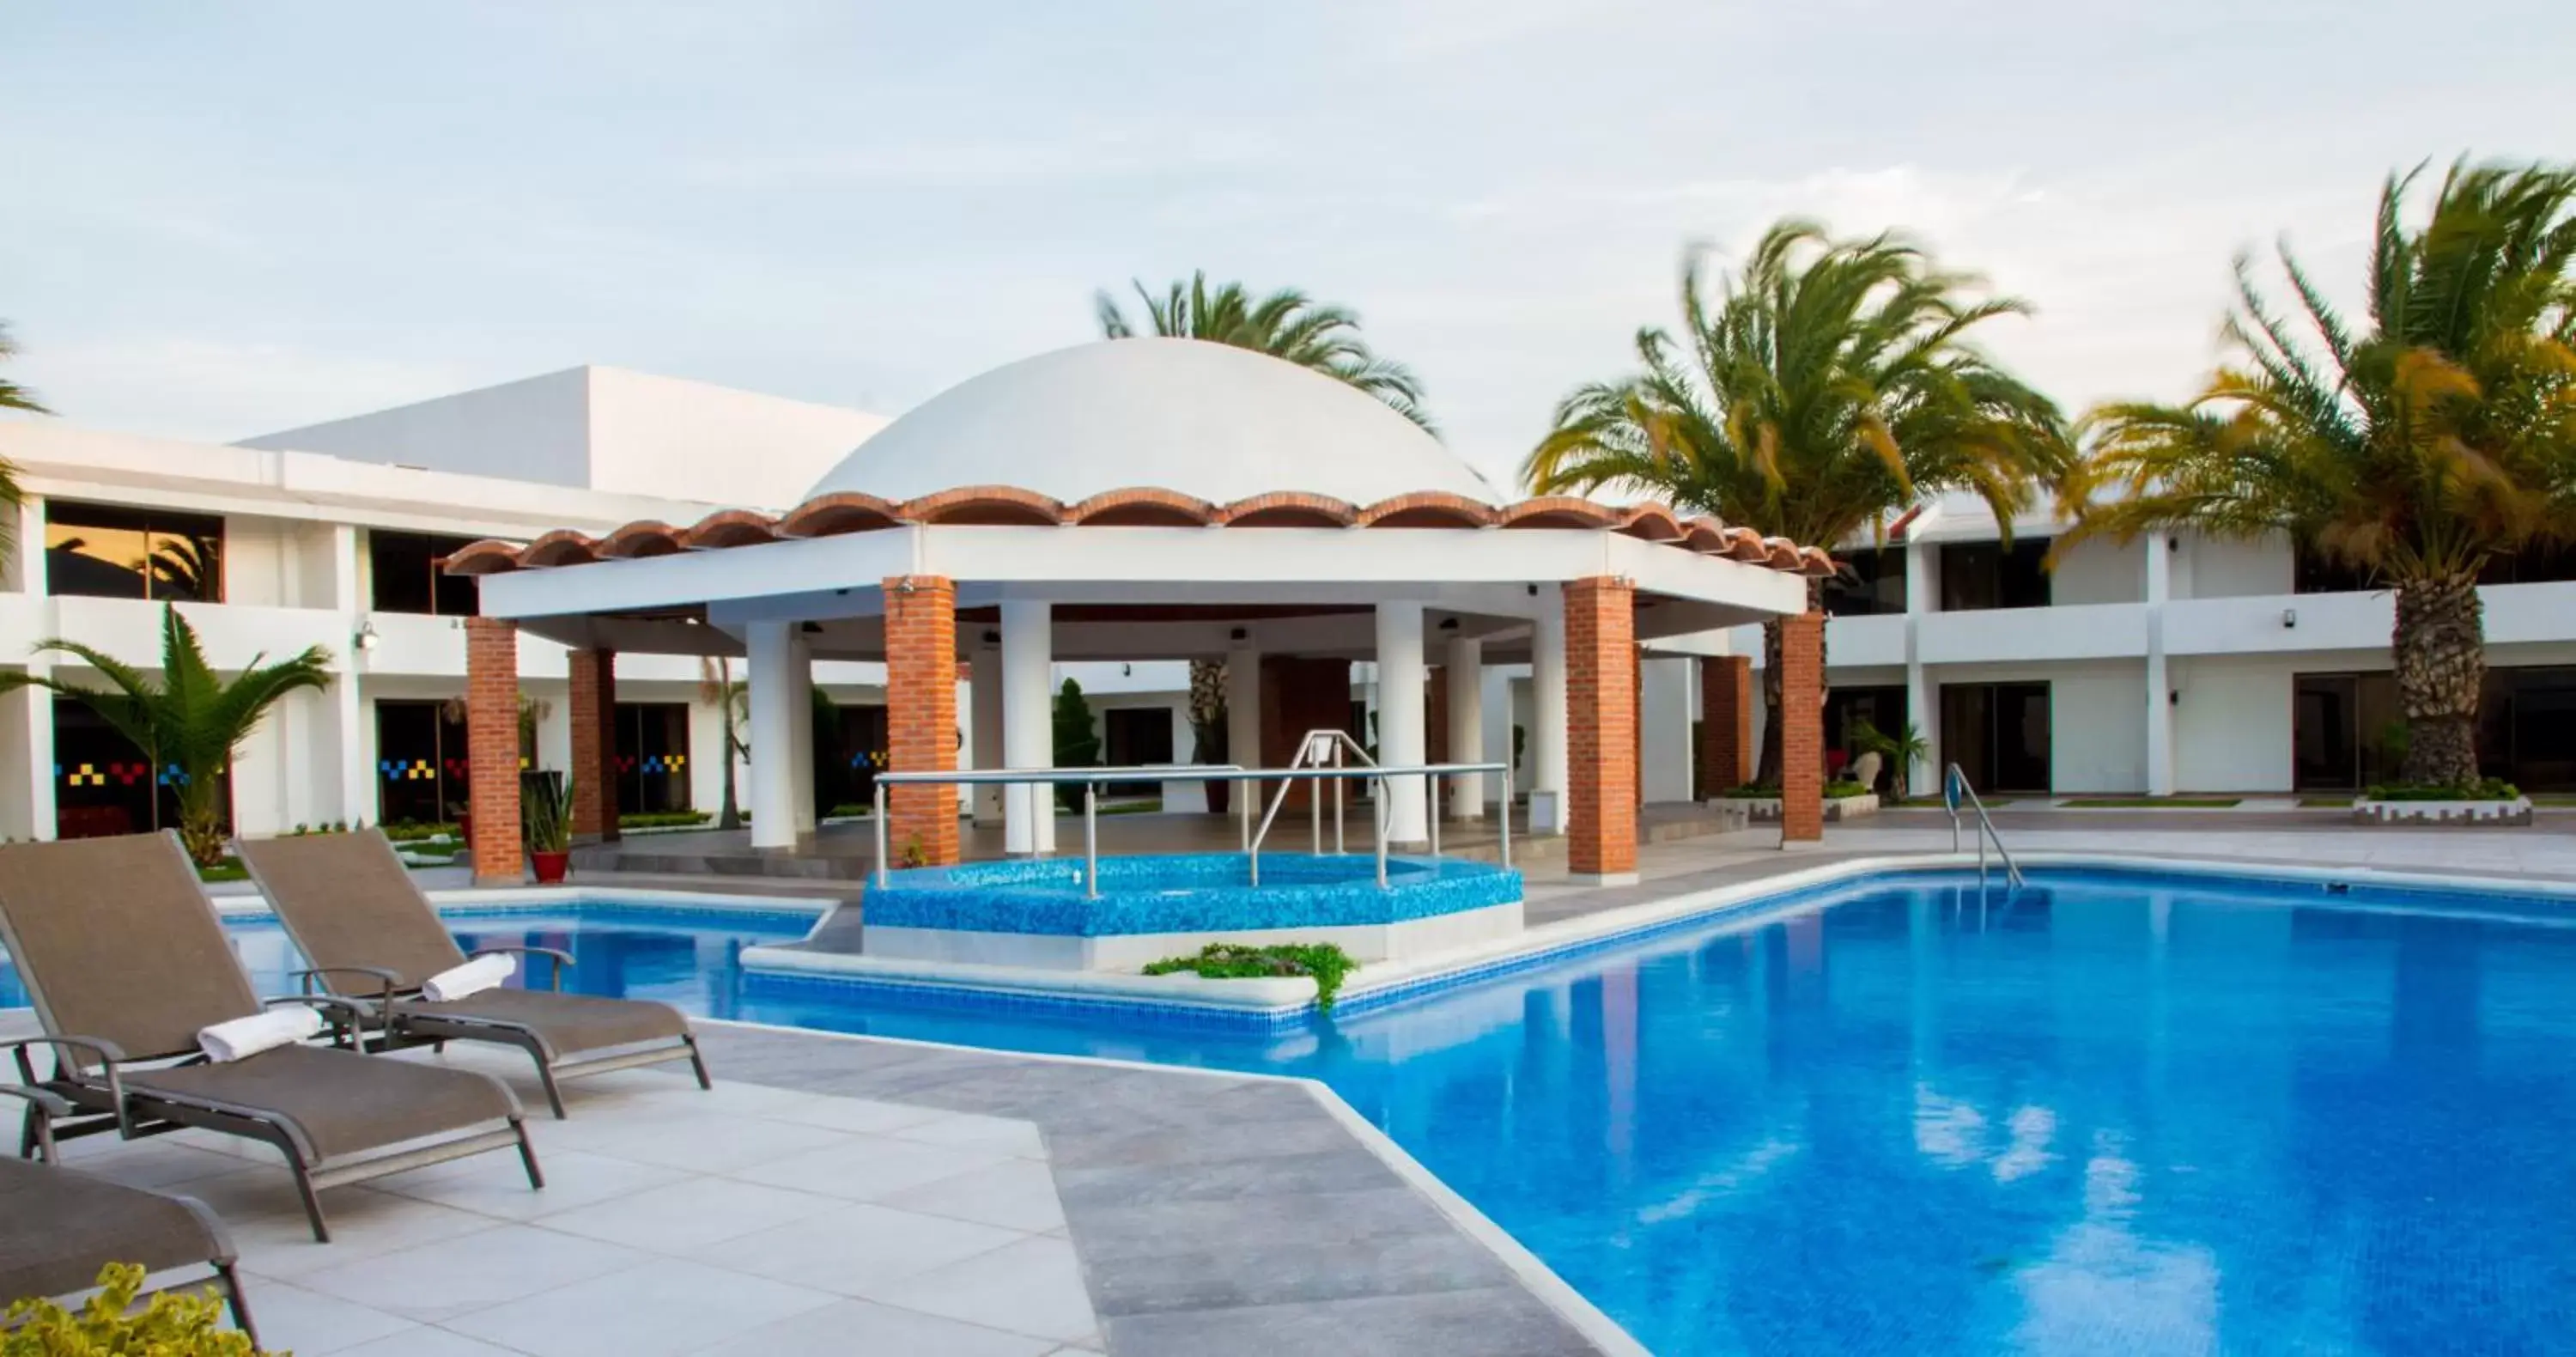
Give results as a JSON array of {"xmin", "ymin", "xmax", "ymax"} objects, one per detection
[
  {"xmin": 54, "ymin": 697, "xmax": 227, "ymax": 839},
  {"xmin": 2479, "ymin": 542, "xmax": 2576, "ymax": 586},
  {"xmin": 368, "ymin": 531, "xmax": 483, "ymax": 616},
  {"xmin": 2294, "ymin": 544, "xmax": 2378, "ymax": 594},
  {"xmin": 616, "ymin": 703, "xmax": 693, "ymax": 815},
  {"xmin": 374, "ymin": 699, "xmax": 472, "ymax": 826},
  {"xmin": 1821, "ymin": 548, "xmax": 1907, "ymax": 617},
  {"xmin": 2292, "ymin": 673, "xmax": 2403, "ymax": 791},
  {"xmin": 1938, "ymin": 539, "xmax": 2050, "ymax": 612},
  {"xmin": 2480, "ymin": 666, "xmax": 2576, "ymax": 792},
  {"xmin": 1941, "ymin": 683, "xmax": 2050, "ymax": 794},
  {"xmin": 1103, "ymin": 708, "xmax": 1176, "ymax": 798},
  {"xmin": 45, "ymin": 502, "xmax": 224, "ymax": 602}
]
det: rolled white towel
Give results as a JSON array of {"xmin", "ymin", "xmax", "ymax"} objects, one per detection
[
  {"xmin": 421, "ymin": 952, "xmax": 516, "ymax": 1002},
  {"xmin": 198, "ymin": 1006, "xmax": 325, "ymax": 1063}
]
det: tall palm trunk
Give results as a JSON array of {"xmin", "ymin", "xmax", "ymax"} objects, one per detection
[
  {"xmin": 1753, "ymin": 582, "xmax": 1830, "ymax": 786},
  {"xmin": 2392, "ymin": 574, "xmax": 2485, "ymax": 788}
]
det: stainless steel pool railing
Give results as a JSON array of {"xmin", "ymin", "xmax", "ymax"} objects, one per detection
[
  {"xmin": 1944, "ymin": 763, "xmax": 2024, "ymax": 891},
  {"xmin": 870, "ymin": 754, "xmax": 1511, "ymax": 896}
]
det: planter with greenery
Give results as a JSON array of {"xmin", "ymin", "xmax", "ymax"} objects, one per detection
[
  {"xmin": 1142, "ymin": 942, "xmax": 1358, "ymax": 1013},
  {"xmin": 522, "ymin": 771, "xmax": 575, "ymax": 883},
  {"xmin": 1847, "ymin": 719, "xmax": 1929, "ymax": 795},
  {"xmin": 1052, "ymin": 678, "xmax": 1100, "ymax": 811},
  {"xmin": 619, "ymin": 809, "xmax": 714, "ymax": 831},
  {"xmin": 0, "ymin": 605, "xmax": 331, "ymax": 868},
  {"xmin": 2354, "ymin": 778, "xmax": 2530, "ymax": 825},
  {"xmin": 1720, "ymin": 779, "xmax": 1880, "ymax": 821}
]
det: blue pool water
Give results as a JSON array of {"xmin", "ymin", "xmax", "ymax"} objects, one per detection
[{"xmin": 7, "ymin": 872, "xmax": 2573, "ymax": 1354}]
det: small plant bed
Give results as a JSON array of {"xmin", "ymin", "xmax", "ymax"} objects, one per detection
[
  {"xmin": 1144, "ymin": 942, "xmax": 1356, "ymax": 1012},
  {"xmin": 2060, "ymin": 796, "xmax": 2243, "ymax": 809},
  {"xmin": 2527, "ymin": 794, "xmax": 2576, "ymax": 807},
  {"xmin": 197, "ymin": 855, "xmax": 249, "ymax": 884},
  {"xmin": 1719, "ymin": 781, "xmax": 1880, "ymax": 822},
  {"xmin": 619, "ymin": 810, "xmax": 713, "ymax": 831},
  {"xmin": 2353, "ymin": 780, "xmax": 2530, "ymax": 825}
]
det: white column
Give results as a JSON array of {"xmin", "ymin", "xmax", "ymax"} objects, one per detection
[
  {"xmin": 2145, "ymin": 533, "xmax": 2176, "ymax": 796},
  {"xmin": 969, "ymin": 635, "xmax": 1005, "ymax": 825},
  {"xmin": 1444, "ymin": 636, "xmax": 1484, "ymax": 818},
  {"xmin": 1904, "ymin": 537, "xmax": 1938, "ymax": 797},
  {"xmin": 1225, "ymin": 643, "xmax": 1261, "ymax": 776},
  {"xmin": 1376, "ymin": 602, "xmax": 1429, "ymax": 844},
  {"xmin": 1000, "ymin": 599, "xmax": 1055, "ymax": 854},
  {"xmin": 332, "ymin": 524, "xmax": 374, "ymax": 826},
  {"xmin": 9, "ymin": 496, "xmax": 51, "ymax": 838},
  {"xmin": 787, "ymin": 633, "xmax": 817, "ymax": 834},
  {"xmin": 1531, "ymin": 590, "xmax": 1570, "ymax": 833},
  {"xmin": 745, "ymin": 621, "xmax": 799, "ymax": 849}
]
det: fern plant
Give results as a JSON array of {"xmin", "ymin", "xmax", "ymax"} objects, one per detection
[{"xmin": 2, "ymin": 1263, "xmax": 271, "ymax": 1355}]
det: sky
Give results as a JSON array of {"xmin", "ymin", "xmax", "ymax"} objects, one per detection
[{"xmin": 3, "ymin": 1, "xmax": 2567, "ymax": 492}]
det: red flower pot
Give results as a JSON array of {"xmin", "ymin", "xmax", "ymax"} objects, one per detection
[{"xmin": 531, "ymin": 849, "xmax": 571, "ymax": 885}]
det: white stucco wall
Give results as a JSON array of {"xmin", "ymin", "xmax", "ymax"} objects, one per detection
[
  {"xmin": 2050, "ymin": 537, "xmax": 2145, "ymax": 606},
  {"xmin": 2182, "ymin": 532, "xmax": 2294, "ymax": 599},
  {"xmin": 2172, "ymin": 658, "xmax": 2294, "ymax": 792},
  {"xmin": 240, "ymin": 368, "xmax": 595, "ymax": 491},
  {"xmin": 2047, "ymin": 666, "xmax": 2148, "ymax": 793}
]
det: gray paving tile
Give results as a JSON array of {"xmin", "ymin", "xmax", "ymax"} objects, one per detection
[{"xmin": 1103, "ymin": 1285, "xmax": 1601, "ymax": 1357}]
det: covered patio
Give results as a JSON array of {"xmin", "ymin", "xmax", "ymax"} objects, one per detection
[{"xmin": 444, "ymin": 338, "xmax": 1833, "ymax": 889}]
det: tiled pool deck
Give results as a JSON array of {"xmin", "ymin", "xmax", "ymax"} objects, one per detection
[{"xmin": 0, "ymin": 1013, "xmax": 1612, "ymax": 1356}]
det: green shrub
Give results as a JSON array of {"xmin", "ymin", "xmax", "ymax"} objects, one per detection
[
  {"xmin": 1721, "ymin": 782, "xmax": 1779, "ymax": 799},
  {"xmin": 3, "ymin": 1262, "xmax": 269, "ymax": 1354},
  {"xmin": 618, "ymin": 810, "xmax": 713, "ymax": 830},
  {"xmin": 197, "ymin": 855, "xmax": 248, "ymax": 884},
  {"xmin": 379, "ymin": 820, "xmax": 458, "ymax": 843},
  {"xmin": 824, "ymin": 803, "xmax": 873, "ymax": 818},
  {"xmin": 1144, "ymin": 942, "xmax": 1356, "ymax": 1012},
  {"xmin": 2363, "ymin": 779, "xmax": 2520, "ymax": 801},
  {"xmin": 1823, "ymin": 779, "xmax": 1872, "ymax": 800}
]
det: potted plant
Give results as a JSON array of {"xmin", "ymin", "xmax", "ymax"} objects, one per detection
[{"xmin": 522, "ymin": 770, "xmax": 574, "ymax": 884}]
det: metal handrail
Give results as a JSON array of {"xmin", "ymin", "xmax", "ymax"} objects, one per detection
[
  {"xmin": 869, "ymin": 757, "xmax": 1510, "ymax": 896},
  {"xmin": 1944, "ymin": 763, "xmax": 2024, "ymax": 890},
  {"xmin": 1251, "ymin": 728, "xmax": 1373, "ymax": 870}
]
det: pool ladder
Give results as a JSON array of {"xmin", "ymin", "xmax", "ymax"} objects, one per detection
[{"xmin": 1945, "ymin": 764, "xmax": 2024, "ymax": 891}]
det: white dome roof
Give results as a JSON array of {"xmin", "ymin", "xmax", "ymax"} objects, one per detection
[{"xmin": 807, "ymin": 338, "xmax": 1498, "ymax": 506}]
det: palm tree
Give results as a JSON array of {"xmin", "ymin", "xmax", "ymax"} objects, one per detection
[
  {"xmin": 2064, "ymin": 161, "xmax": 2576, "ymax": 789},
  {"xmin": 0, "ymin": 320, "xmax": 46, "ymax": 415},
  {"xmin": 1524, "ymin": 222, "xmax": 2072, "ymax": 782},
  {"xmin": 0, "ymin": 605, "xmax": 333, "ymax": 865},
  {"xmin": 1095, "ymin": 271, "xmax": 1434, "ymax": 431},
  {"xmin": 697, "ymin": 656, "xmax": 750, "ymax": 831}
]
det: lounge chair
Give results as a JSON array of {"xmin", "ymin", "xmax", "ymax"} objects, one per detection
[
  {"xmin": 0, "ymin": 1083, "xmax": 259, "ymax": 1344},
  {"xmin": 0, "ymin": 832, "xmax": 541, "ymax": 1242},
  {"xmin": 238, "ymin": 829, "xmax": 710, "ymax": 1119}
]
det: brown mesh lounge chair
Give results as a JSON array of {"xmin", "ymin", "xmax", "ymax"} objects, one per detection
[
  {"xmin": 0, "ymin": 832, "xmax": 541, "ymax": 1242},
  {"xmin": 237, "ymin": 829, "xmax": 710, "ymax": 1119},
  {"xmin": 1, "ymin": 1084, "xmax": 258, "ymax": 1344}
]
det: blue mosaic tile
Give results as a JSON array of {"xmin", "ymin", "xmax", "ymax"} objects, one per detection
[{"xmin": 860, "ymin": 851, "xmax": 1522, "ymax": 936}]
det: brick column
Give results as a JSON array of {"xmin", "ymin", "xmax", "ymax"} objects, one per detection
[
  {"xmin": 883, "ymin": 575, "xmax": 960, "ymax": 867},
  {"xmin": 1563, "ymin": 577, "xmax": 1637, "ymax": 883},
  {"xmin": 1700, "ymin": 655, "xmax": 1753, "ymax": 796},
  {"xmin": 465, "ymin": 618, "xmax": 524, "ymax": 885},
  {"xmin": 566, "ymin": 649, "xmax": 620, "ymax": 843},
  {"xmin": 1780, "ymin": 611, "xmax": 1826, "ymax": 843}
]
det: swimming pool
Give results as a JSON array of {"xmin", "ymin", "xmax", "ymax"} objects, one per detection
[{"xmin": 7, "ymin": 870, "xmax": 2571, "ymax": 1354}]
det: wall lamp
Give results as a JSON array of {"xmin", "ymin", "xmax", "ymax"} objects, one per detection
[
  {"xmin": 352, "ymin": 620, "xmax": 380, "ymax": 653},
  {"xmin": 2281, "ymin": 608, "xmax": 2298, "ymax": 630}
]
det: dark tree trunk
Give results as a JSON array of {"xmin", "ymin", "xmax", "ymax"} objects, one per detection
[
  {"xmin": 2393, "ymin": 574, "xmax": 2485, "ymax": 788},
  {"xmin": 1753, "ymin": 581, "xmax": 1830, "ymax": 788}
]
